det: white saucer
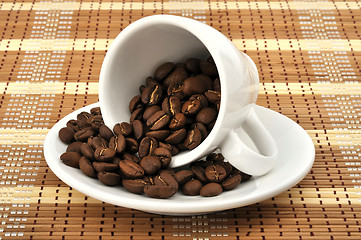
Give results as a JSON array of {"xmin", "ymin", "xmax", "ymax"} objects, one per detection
[{"xmin": 44, "ymin": 103, "xmax": 315, "ymax": 215}]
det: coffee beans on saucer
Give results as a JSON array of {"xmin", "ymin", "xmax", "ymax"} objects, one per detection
[{"xmin": 58, "ymin": 57, "xmax": 252, "ymax": 199}]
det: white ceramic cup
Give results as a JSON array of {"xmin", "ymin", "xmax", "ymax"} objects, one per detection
[{"xmin": 99, "ymin": 15, "xmax": 278, "ymax": 176}]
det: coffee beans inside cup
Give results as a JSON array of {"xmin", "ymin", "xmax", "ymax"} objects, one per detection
[{"xmin": 58, "ymin": 57, "xmax": 252, "ymax": 199}]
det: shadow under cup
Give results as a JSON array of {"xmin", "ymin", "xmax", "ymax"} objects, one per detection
[{"xmin": 99, "ymin": 17, "xmax": 257, "ymax": 168}]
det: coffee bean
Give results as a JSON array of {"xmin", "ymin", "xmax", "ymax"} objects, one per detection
[
  {"xmin": 200, "ymin": 60, "xmax": 218, "ymax": 78},
  {"xmin": 113, "ymin": 122, "xmax": 133, "ymax": 137},
  {"xmin": 181, "ymin": 99, "xmax": 202, "ymax": 116},
  {"xmin": 139, "ymin": 85, "xmax": 146, "ymax": 94},
  {"xmin": 59, "ymin": 127, "xmax": 75, "ymax": 144},
  {"xmin": 189, "ymin": 94, "xmax": 209, "ymax": 108},
  {"xmin": 119, "ymin": 159, "xmax": 144, "ymax": 179},
  {"xmin": 132, "ymin": 120, "xmax": 144, "ymax": 140},
  {"xmin": 167, "ymin": 82, "xmax": 185, "ymax": 100},
  {"xmin": 143, "ymin": 105, "xmax": 161, "ymax": 121},
  {"xmin": 154, "ymin": 62, "xmax": 175, "ymax": 81},
  {"xmin": 169, "ymin": 113, "xmax": 186, "ymax": 130},
  {"xmin": 196, "ymin": 108, "xmax": 217, "ymax": 125},
  {"xmin": 204, "ymin": 90, "xmax": 221, "ymax": 104},
  {"xmin": 162, "ymin": 96, "xmax": 181, "ymax": 116},
  {"xmin": 182, "ymin": 77, "xmax": 207, "ymax": 96},
  {"xmin": 94, "ymin": 147, "xmax": 116, "ymax": 162},
  {"xmin": 109, "ymin": 135, "xmax": 126, "ymax": 154},
  {"xmin": 91, "ymin": 136, "xmax": 108, "ymax": 149},
  {"xmin": 176, "ymin": 143, "xmax": 188, "ymax": 151},
  {"xmin": 93, "ymin": 162, "xmax": 119, "ymax": 173},
  {"xmin": 112, "ymin": 156, "xmax": 122, "ymax": 166},
  {"xmin": 122, "ymin": 179, "xmax": 148, "ymax": 194},
  {"xmin": 90, "ymin": 115, "xmax": 104, "ymax": 132},
  {"xmin": 200, "ymin": 182, "xmax": 223, "ymax": 197},
  {"xmin": 196, "ymin": 74, "xmax": 213, "ymax": 90},
  {"xmin": 213, "ymin": 78, "xmax": 221, "ymax": 92},
  {"xmin": 141, "ymin": 84, "xmax": 163, "ymax": 106},
  {"xmin": 140, "ymin": 156, "xmax": 161, "ymax": 175},
  {"xmin": 125, "ymin": 138, "xmax": 139, "ymax": 154},
  {"xmin": 66, "ymin": 141, "xmax": 83, "ymax": 154},
  {"xmin": 77, "ymin": 112, "xmax": 92, "ymax": 124},
  {"xmin": 240, "ymin": 172, "xmax": 252, "ymax": 182},
  {"xmin": 74, "ymin": 128, "xmax": 94, "ymax": 142},
  {"xmin": 205, "ymin": 164, "xmax": 227, "ymax": 183},
  {"xmin": 129, "ymin": 95, "xmax": 143, "ymax": 113},
  {"xmin": 165, "ymin": 128, "xmax": 187, "ymax": 145},
  {"xmin": 66, "ymin": 120, "xmax": 83, "ymax": 132},
  {"xmin": 98, "ymin": 172, "xmax": 121, "ymax": 186},
  {"xmin": 163, "ymin": 67, "xmax": 188, "ymax": 88},
  {"xmin": 60, "ymin": 152, "xmax": 81, "ymax": 168},
  {"xmin": 145, "ymin": 130, "xmax": 170, "ymax": 141},
  {"xmin": 130, "ymin": 108, "xmax": 143, "ymax": 122},
  {"xmin": 121, "ymin": 152, "xmax": 141, "ymax": 164},
  {"xmin": 146, "ymin": 110, "xmax": 171, "ymax": 130},
  {"xmin": 207, "ymin": 121, "xmax": 216, "ymax": 131},
  {"xmin": 80, "ymin": 143, "xmax": 95, "ymax": 161},
  {"xmin": 206, "ymin": 152, "xmax": 224, "ymax": 162},
  {"xmin": 191, "ymin": 164, "xmax": 208, "ymax": 183},
  {"xmin": 138, "ymin": 137, "xmax": 158, "ymax": 159},
  {"xmin": 222, "ymin": 174, "xmax": 242, "ymax": 191},
  {"xmin": 144, "ymin": 185, "xmax": 175, "ymax": 199},
  {"xmin": 191, "ymin": 123, "xmax": 208, "ymax": 140},
  {"xmin": 185, "ymin": 58, "xmax": 201, "ymax": 74},
  {"xmin": 90, "ymin": 107, "xmax": 101, "ymax": 115},
  {"xmin": 153, "ymin": 147, "xmax": 172, "ymax": 168},
  {"xmin": 183, "ymin": 179, "xmax": 203, "ymax": 196},
  {"xmin": 159, "ymin": 142, "xmax": 179, "ymax": 156},
  {"xmin": 183, "ymin": 128, "xmax": 202, "ymax": 150},
  {"xmin": 79, "ymin": 156, "xmax": 97, "ymax": 178},
  {"xmin": 174, "ymin": 170, "xmax": 194, "ymax": 185},
  {"xmin": 154, "ymin": 171, "xmax": 179, "ymax": 193}
]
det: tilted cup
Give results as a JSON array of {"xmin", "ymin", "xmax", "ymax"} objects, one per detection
[{"xmin": 99, "ymin": 15, "xmax": 278, "ymax": 176}]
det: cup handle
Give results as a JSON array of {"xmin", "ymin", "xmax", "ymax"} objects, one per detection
[{"xmin": 220, "ymin": 107, "xmax": 278, "ymax": 176}]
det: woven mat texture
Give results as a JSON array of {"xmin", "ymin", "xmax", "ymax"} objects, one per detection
[{"xmin": 0, "ymin": 0, "xmax": 361, "ymax": 239}]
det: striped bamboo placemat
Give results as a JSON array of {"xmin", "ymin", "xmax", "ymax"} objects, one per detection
[{"xmin": 1, "ymin": 0, "xmax": 361, "ymax": 239}]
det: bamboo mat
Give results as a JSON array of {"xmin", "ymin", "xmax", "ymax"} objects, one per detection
[{"xmin": 0, "ymin": 0, "xmax": 361, "ymax": 239}]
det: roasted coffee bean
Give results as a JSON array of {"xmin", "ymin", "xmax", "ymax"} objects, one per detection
[
  {"xmin": 79, "ymin": 156, "xmax": 97, "ymax": 178},
  {"xmin": 154, "ymin": 171, "xmax": 179, "ymax": 193},
  {"xmin": 93, "ymin": 162, "xmax": 119, "ymax": 173},
  {"xmin": 196, "ymin": 74, "xmax": 213, "ymax": 90},
  {"xmin": 121, "ymin": 152, "xmax": 141, "ymax": 164},
  {"xmin": 200, "ymin": 60, "xmax": 218, "ymax": 78},
  {"xmin": 60, "ymin": 152, "xmax": 81, "ymax": 168},
  {"xmin": 140, "ymin": 156, "xmax": 161, "ymax": 175},
  {"xmin": 191, "ymin": 164, "xmax": 208, "ymax": 183},
  {"xmin": 222, "ymin": 174, "xmax": 242, "ymax": 190},
  {"xmin": 182, "ymin": 77, "xmax": 207, "ymax": 96},
  {"xmin": 185, "ymin": 58, "xmax": 201, "ymax": 74},
  {"xmin": 204, "ymin": 90, "xmax": 221, "ymax": 104},
  {"xmin": 181, "ymin": 99, "xmax": 202, "ymax": 116},
  {"xmin": 109, "ymin": 135, "xmax": 126, "ymax": 154},
  {"xmin": 139, "ymin": 85, "xmax": 146, "ymax": 93},
  {"xmin": 214, "ymin": 160, "xmax": 233, "ymax": 177},
  {"xmin": 174, "ymin": 170, "xmax": 194, "ymax": 185},
  {"xmin": 122, "ymin": 179, "xmax": 148, "ymax": 194},
  {"xmin": 91, "ymin": 136, "xmax": 108, "ymax": 149},
  {"xmin": 132, "ymin": 120, "xmax": 144, "ymax": 140},
  {"xmin": 200, "ymin": 183, "xmax": 223, "ymax": 197},
  {"xmin": 130, "ymin": 108, "xmax": 144, "ymax": 122},
  {"xmin": 119, "ymin": 159, "xmax": 144, "ymax": 179},
  {"xmin": 138, "ymin": 137, "xmax": 158, "ymax": 159},
  {"xmin": 162, "ymin": 96, "xmax": 181, "ymax": 116},
  {"xmin": 66, "ymin": 120, "xmax": 83, "ymax": 132},
  {"xmin": 66, "ymin": 141, "xmax": 83, "ymax": 154},
  {"xmin": 74, "ymin": 128, "xmax": 94, "ymax": 142},
  {"xmin": 98, "ymin": 172, "xmax": 121, "ymax": 186},
  {"xmin": 144, "ymin": 185, "xmax": 175, "ymax": 199},
  {"xmin": 163, "ymin": 67, "xmax": 188, "ymax": 88},
  {"xmin": 189, "ymin": 94, "xmax": 208, "ymax": 108},
  {"xmin": 90, "ymin": 115, "xmax": 104, "ymax": 132},
  {"xmin": 240, "ymin": 172, "xmax": 252, "ymax": 182},
  {"xmin": 59, "ymin": 127, "xmax": 75, "ymax": 144},
  {"xmin": 77, "ymin": 112, "xmax": 92, "ymax": 124},
  {"xmin": 183, "ymin": 179, "xmax": 203, "ymax": 196},
  {"xmin": 176, "ymin": 143, "xmax": 188, "ymax": 151},
  {"xmin": 185, "ymin": 117, "xmax": 195, "ymax": 126},
  {"xmin": 205, "ymin": 164, "xmax": 227, "ymax": 183},
  {"xmin": 80, "ymin": 143, "xmax": 95, "ymax": 161},
  {"xmin": 213, "ymin": 78, "xmax": 221, "ymax": 92},
  {"xmin": 141, "ymin": 84, "xmax": 163, "ymax": 106},
  {"xmin": 153, "ymin": 147, "xmax": 172, "ymax": 168},
  {"xmin": 125, "ymin": 138, "xmax": 139, "ymax": 154},
  {"xmin": 159, "ymin": 142, "xmax": 179, "ymax": 156},
  {"xmin": 90, "ymin": 107, "xmax": 101, "ymax": 115},
  {"xmin": 206, "ymin": 152, "xmax": 224, "ymax": 162},
  {"xmin": 154, "ymin": 62, "xmax": 175, "ymax": 81},
  {"xmin": 196, "ymin": 108, "xmax": 217, "ymax": 125},
  {"xmin": 112, "ymin": 156, "xmax": 122, "ymax": 166},
  {"xmin": 183, "ymin": 128, "xmax": 202, "ymax": 150},
  {"xmin": 207, "ymin": 121, "xmax": 216, "ymax": 131},
  {"xmin": 167, "ymin": 82, "xmax": 185, "ymax": 100},
  {"xmin": 143, "ymin": 105, "xmax": 161, "ymax": 121},
  {"xmin": 169, "ymin": 113, "xmax": 186, "ymax": 130},
  {"xmin": 145, "ymin": 130, "xmax": 170, "ymax": 141},
  {"xmin": 129, "ymin": 95, "xmax": 143, "ymax": 113},
  {"xmin": 113, "ymin": 122, "xmax": 133, "ymax": 137},
  {"xmin": 165, "ymin": 128, "xmax": 187, "ymax": 145},
  {"xmin": 146, "ymin": 110, "xmax": 171, "ymax": 130},
  {"xmin": 94, "ymin": 147, "xmax": 116, "ymax": 162},
  {"xmin": 191, "ymin": 123, "xmax": 208, "ymax": 140}
]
